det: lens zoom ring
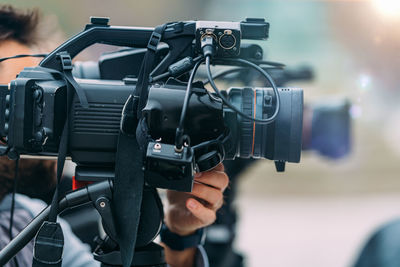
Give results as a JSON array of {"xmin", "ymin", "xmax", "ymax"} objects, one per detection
[{"xmin": 239, "ymin": 88, "xmax": 254, "ymax": 158}]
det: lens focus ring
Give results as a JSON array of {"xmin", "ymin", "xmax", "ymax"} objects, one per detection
[{"xmin": 239, "ymin": 88, "xmax": 254, "ymax": 158}]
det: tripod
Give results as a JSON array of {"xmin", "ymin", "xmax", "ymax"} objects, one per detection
[{"xmin": 0, "ymin": 180, "xmax": 166, "ymax": 267}]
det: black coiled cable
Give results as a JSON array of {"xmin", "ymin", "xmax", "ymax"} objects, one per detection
[{"xmin": 205, "ymin": 56, "xmax": 280, "ymax": 124}]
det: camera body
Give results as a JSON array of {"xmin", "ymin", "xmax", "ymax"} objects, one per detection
[
  {"xmin": 0, "ymin": 18, "xmax": 303, "ymax": 192},
  {"xmin": 0, "ymin": 18, "xmax": 306, "ymax": 266}
]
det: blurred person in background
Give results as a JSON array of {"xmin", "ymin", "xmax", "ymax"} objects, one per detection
[
  {"xmin": 328, "ymin": 2, "xmax": 400, "ymax": 267},
  {"xmin": 0, "ymin": 5, "xmax": 229, "ymax": 267},
  {"xmin": 353, "ymin": 219, "xmax": 400, "ymax": 267}
]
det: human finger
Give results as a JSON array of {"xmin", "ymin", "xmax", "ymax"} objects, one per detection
[
  {"xmin": 186, "ymin": 198, "xmax": 217, "ymax": 226},
  {"xmin": 190, "ymin": 182, "xmax": 224, "ymax": 209},
  {"xmin": 212, "ymin": 163, "xmax": 224, "ymax": 172},
  {"xmin": 194, "ymin": 170, "xmax": 229, "ymax": 191}
]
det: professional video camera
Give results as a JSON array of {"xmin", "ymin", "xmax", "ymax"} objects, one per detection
[{"xmin": 0, "ymin": 17, "xmax": 303, "ymax": 267}]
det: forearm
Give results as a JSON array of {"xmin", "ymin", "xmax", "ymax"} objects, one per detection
[{"xmin": 161, "ymin": 243, "xmax": 196, "ymax": 267}]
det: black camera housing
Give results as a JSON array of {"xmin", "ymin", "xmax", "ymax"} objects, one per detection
[
  {"xmin": 0, "ymin": 19, "xmax": 306, "ymax": 267},
  {"xmin": 1, "ymin": 18, "xmax": 302, "ymax": 194}
]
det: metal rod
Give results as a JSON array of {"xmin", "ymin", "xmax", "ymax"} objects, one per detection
[
  {"xmin": 0, "ymin": 180, "xmax": 112, "ymax": 265},
  {"xmin": 0, "ymin": 199, "xmax": 67, "ymax": 266}
]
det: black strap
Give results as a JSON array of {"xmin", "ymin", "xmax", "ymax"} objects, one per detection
[
  {"xmin": 135, "ymin": 117, "xmax": 153, "ymax": 152},
  {"xmin": 47, "ymin": 116, "xmax": 69, "ymax": 223},
  {"xmin": 48, "ymin": 53, "xmax": 76, "ymax": 223},
  {"xmin": 113, "ymin": 96, "xmax": 144, "ymax": 267},
  {"xmin": 136, "ymin": 23, "xmax": 168, "ymax": 118},
  {"xmin": 32, "ymin": 222, "xmax": 64, "ymax": 267},
  {"xmin": 57, "ymin": 52, "xmax": 89, "ymax": 108},
  {"xmin": 112, "ymin": 25, "xmax": 167, "ymax": 266},
  {"xmin": 113, "ymin": 25, "xmax": 167, "ymax": 265},
  {"xmin": 32, "ymin": 52, "xmax": 76, "ymax": 267}
]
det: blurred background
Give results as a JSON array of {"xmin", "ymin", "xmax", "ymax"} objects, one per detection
[{"xmin": 2, "ymin": 0, "xmax": 400, "ymax": 266}]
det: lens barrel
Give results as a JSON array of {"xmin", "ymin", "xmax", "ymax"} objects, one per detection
[{"xmin": 225, "ymin": 87, "xmax": 303, "ymax": 163}]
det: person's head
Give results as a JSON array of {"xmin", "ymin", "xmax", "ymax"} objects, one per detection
[
  {"xmin": 0, "ymin": 5, "xmax": 43, "ymax": 83},
  {"xmin": 0, "ymin": 5, "xmax": 56, "ymax": 202}
]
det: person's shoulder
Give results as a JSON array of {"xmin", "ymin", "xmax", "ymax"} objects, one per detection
[
  {"xmin": 359, "ymin": 217, "xmax": 400, "ymax": 253},
  {"xmin": 11, "ymin": 193, "xmax": 47, "ymax": 217},
  {"xmin": 374, "ymin": 218, "xmax": 400, "ymax": 240},
  {"xmin": 353, "ymin": 218, "xmax": 400, "ymax": 267}
]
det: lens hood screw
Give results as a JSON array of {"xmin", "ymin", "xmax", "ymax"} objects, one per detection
[{"xmin": 255, "ymin": 51, "xmax": 263, "ymax": 60}]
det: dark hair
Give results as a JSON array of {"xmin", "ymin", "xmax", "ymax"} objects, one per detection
[
  {"xmin": 0, "ymin": 5, "xmax": 59, "ymax": 202},
  {"xmin": 0, "ymin": 5, "xmax": 41, "ymax": 46},
  {"xmin": 0, "ymin": 157, "xmax": 56, "ymax": 202}
]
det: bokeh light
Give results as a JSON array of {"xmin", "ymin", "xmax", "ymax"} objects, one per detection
[{"xmin": 371, "ymin": 0, "xmax": 400, "ymax": 18}]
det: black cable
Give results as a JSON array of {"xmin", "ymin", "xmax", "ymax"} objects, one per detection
[
  {"xmin": 202, "ymin": 66, "xmax": 282, "ymax": 85},
  {"xmin": 202, "ymin": 67, "xmax": 242, "ymax": 85},
  {"xmin": 205, "ymin": 88, "xmax": 220, "ymax": 102},
  {"xmin": 192, "ymin": 56, "xmax": 204, "ymax": 63},
  {"xmin": 207, "ymin": 58, "xmax": 285, "ymax": 69},
  {"xmin": 250, "ymin": 59, "xmax": 285, "ymax": 68},
  {"xmin": 175, "ymin": 58, "xmax": 204, "ymax": 149},
  {"xmin": 9, "ymin": 158, "xmax": 19, "ymax": 238},
  {"xmin": 0, "ymin": 54, "xmax": 48, "ymax": 63},
  {"xmin": 151, "ymin": 71, "xmax": 170, "ymax": 82},
  {"xmin": 205, "ymin": 56, "xmax": 280, "ymax": 124},
  {"xmin": 9, "ymin": 157, "xmax": 20, "ymax": 267},
  {"xmin": 151, "ymin": 56, "xmax": 204, "ymax": 83}
]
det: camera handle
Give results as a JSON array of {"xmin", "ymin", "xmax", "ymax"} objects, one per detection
[
  {"xmin": 39, "ymin": 17, "xmax": 269, "ymax": 76},
  {"xmin": 39, "ymin": 17, "xmax": 196, "ymax": 75}
]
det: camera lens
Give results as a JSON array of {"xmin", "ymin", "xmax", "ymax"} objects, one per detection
[{"xmin": 224, "ymin": 87, "xmax": 303, "ymax": 163}]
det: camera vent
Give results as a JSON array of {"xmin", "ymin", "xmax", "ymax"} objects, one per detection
[{"xmin": 72, "ymin": 102, "xmax": 123, "ymax": 135}]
